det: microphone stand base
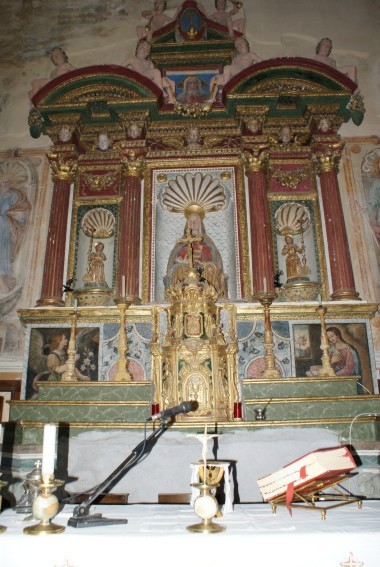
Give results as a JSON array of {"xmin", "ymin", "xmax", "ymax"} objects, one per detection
[{"xmin": 67, "ymin": 513, "xmax": 128, "ymax": 528}]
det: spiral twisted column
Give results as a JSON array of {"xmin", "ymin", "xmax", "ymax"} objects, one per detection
[
  {"xmin": 36, "ymin": 155, "xmax": 77, "ymax": 307},
  {"xmin": 243, "ymin": 149, "xmax": 274, "ymax": 297},
  {"xmin": 314, "ymin": 147, "xmax": 360, "ymax": 300},
  {"xmin": 119, "ymin": 152, "xmax": 145, "ymax": 303}
]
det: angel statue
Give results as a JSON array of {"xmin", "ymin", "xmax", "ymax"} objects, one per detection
[{"xmin": 136, "ymin": 0, "xmax": 172, "ymax": 42}]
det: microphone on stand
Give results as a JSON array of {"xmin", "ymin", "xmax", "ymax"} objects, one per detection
[{"xmin": 147, "ymin": 401, "xmax": 197, "ymax": 422}]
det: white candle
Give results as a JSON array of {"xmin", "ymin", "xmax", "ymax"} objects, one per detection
[
  {"xmin": 41, "ymin": 424, "xmax": 56, "ymax": 476},
  {"xmin": 122, "ymin": 275, "xmax": 126, "ymax": 298},
  {"xmin": 74, "ymin": 298, "xmax": 78, "ymax": 310},
  {"xmin": 263, "ymin": 277, "xmax": 267, "ymax": 294},
  {"xmin": 317, "ymin": 294, "xmax": 322, "ymax": 306}
]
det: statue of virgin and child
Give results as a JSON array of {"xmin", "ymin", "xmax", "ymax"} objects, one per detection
[{"xmin": 164, "ymin": 204, "xmax": 227, "ymax": 298}]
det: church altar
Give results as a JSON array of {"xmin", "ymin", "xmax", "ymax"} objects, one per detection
[{"xmin": 1, "ymin": 501, "xmax": 379, "ymax": 567}]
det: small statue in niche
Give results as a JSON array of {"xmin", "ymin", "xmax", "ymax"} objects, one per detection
[
  {"xmin": 136, "ymin": 0, "xmax": 172, "ymax": 42},
  {"xmin": 28, "ymin": 47, "xmax": 75, "ymax": 100},
  {"xmin": 281, "ymin": 234, "xmax": 310, "ymax": 282},
  {"xmin": 210, "ymin": 37, "xmax": 261, "ymax": 99},
  {"xmin": 208, "ymin": 0, "xmax": 245, "ymax": 37},
  {"xmin": 83, "ymin": 241, "xmax": 108, "ymax": 286},
  {"xmin": 313, "ymin": 37, "xmax": 357, "ymax": 83}
]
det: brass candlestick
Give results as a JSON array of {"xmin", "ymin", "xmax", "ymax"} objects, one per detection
[
  {"xmin": 255, "ymin": 293, "xmax": 281, "ymax": 379},
  {"xmin": 113, "ymin": 299, "xmax": 133, "ymax": 381},
  {"xmin": 0, "ymin": 479, "xmax": 7, "ymax": 533},
  {"xmin": 316, "ymin": 305, "xmax": 336, "ymax": 376},
  {"xmin": 23, "ymin": 474, "xmax": 65, "ymax": 535},
  {"xmin": 63, "ymin": 310, "xmax": 79, "ymax": 382}
]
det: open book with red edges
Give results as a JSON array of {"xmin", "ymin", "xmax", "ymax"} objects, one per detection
[{"xmin": 257, "ymin": 446, "xmax": 356, "ymax": 503}]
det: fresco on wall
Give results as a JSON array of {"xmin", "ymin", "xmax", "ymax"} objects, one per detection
[
  {"xmin": 24, "ymin": 326, "xmax": 100, "ymax": 399},
  {"xmin": 294, "ymin": 322, "xmax": 373, "ymax": 393},
  {"xmin": 237, "ymin": 320, "xmax": 291, "ymax": 378},
  {"xmin": 0, "ymin": 153, "xmax": 50, "ymax": 363},
  {"xmin": 360, "ymin": 148, "xmax": 380, "ymax": 291},
  {"xmin": 102, "ymin": 322, "xmax": 152, "ymax": 382}
]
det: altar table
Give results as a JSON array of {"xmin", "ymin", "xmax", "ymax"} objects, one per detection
[{"xmin": 1, "ymin": 501, "xmax": 380, "ymax": 567}]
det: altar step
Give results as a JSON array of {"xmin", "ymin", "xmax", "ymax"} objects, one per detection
[
  {"xmin": 243, "ymin": 395, "xmax": 380, "ymax": 421},
  {"xmin": 241, "ymin": 375, "xmax": 380, "ymax": 441},
  {"xmin": 7, "ymin": 376, "xmax": 380, "ymax": 445},
  {"xmin": 9, "ymin": 382, "xmax": 151, "ymax": 425}
]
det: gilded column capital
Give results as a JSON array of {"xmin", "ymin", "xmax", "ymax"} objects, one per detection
[
  {"xmin": 121, "ymin": 151, "xmax": 146, "ymax": 178},
  {"xmin": 242, "ymin": 148, "xmax": 269, "ymax": 174},
  {"xmin": 312, "ymin": 143, "xmax": 344, "ymax": 175},
  {"xmin": 47, "ymin": 152, "xmax": 78, "ymax": 182}
]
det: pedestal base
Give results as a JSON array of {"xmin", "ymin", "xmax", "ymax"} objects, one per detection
[
  {"xmin": 23, "ymin": 521, "xmax": 65, "ymax": 535},
  {"xmin": 187, "ymin": 520, "xmax": 225, "ymax": 533}
]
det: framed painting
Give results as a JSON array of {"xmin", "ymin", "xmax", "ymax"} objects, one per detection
[
  {"xmin": 293, "ymin": 322, "xmax": 374, "ymax": 393},
  {"xmin": 164, "ymin": 67, "xmax": 221, "ymax": 103},
  {"xmin": 24, "ymin": 326, "xmax": 100, "ymax": 399}
]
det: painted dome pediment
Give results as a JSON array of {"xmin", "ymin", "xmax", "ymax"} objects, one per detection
[{"xmin": 32, "ymin": 65, "xmax": 162, "ymax": 109}]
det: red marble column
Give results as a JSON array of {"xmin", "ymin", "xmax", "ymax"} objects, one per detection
[
  {"xmin": 118, "ymin": 156, "xmax": 145, "ymax": 303},
  {"xmin": 37, "ymin": 163, "xmax": 76, "ymax": 307},
  {"xmin": 316, "ymin": 152, "xmax": 360, "ymax": 300},
  {"xmin": 244, "ymin": 151, "xmax": 275, "ymax": 296}
]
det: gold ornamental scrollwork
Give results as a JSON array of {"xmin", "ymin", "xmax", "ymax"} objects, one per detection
[
  {"xmin": 312, "ymin": 143, "xmax": 344, "ymax": 175},
  {"xmin": 81, "ymin": 171, "xmax": 117, "ymax": 193},
  {"xmin": 47, "ymin": 152, "xmax": 78, "ymax": 182},
  {"xmin": 242, "ymin": 148, "xmax": 269, "ymax": 174},
  {"xmin": 270, "ymin": 166, "xmax": 310, "ymax": 190},
  {"xmin": 121, "ymin": 151, "xmax": 146, "ymax": 178}
]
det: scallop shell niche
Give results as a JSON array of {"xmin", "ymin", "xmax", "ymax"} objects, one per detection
[
  {"xmin": 162, "ymin": 172, "xmax": 226, "ymax": 214},
  {"xmin": 81, "ymin": 208, "xmax": 116, "ymax": 239},
  {"xmin": 275, "ymin": 202, "xmax": 310, "ymax": 236}
]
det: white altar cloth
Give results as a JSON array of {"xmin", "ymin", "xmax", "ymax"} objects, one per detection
[{"xmin": 1, "ymin": 501, "xmax": 379, "ymax": 567}]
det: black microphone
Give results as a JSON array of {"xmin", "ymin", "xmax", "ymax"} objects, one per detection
[{"xmin": 147, "ymin": 401, "xmax": 197, "ymax": 422}]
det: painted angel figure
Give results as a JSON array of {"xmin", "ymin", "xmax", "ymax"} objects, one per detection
[{"xmin": 27, "ymin": 329, "xmax": 89, "ymax": 399}]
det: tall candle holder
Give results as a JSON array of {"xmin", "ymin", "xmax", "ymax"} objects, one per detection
[
  {"xmin": 23, "ymin": 474, "xmax": 65, "ymax": 535},
  {"xmin": 255, "ymin": 293, "xmax": 281, "ymax": 379},
  {"xmin": 113, "ymin": 298, "xmax": 133, "ymax": 381},
  {"xmin": 63, "ymin": 310, "xmax": 79, "ymax": 382},
  {"xmin": 0, "ymin": 478, "xmax": 7, "ymax": 533},
  {"xmin": 316, "ymin": 305, "xmax": 336, "ymax": 377}
]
